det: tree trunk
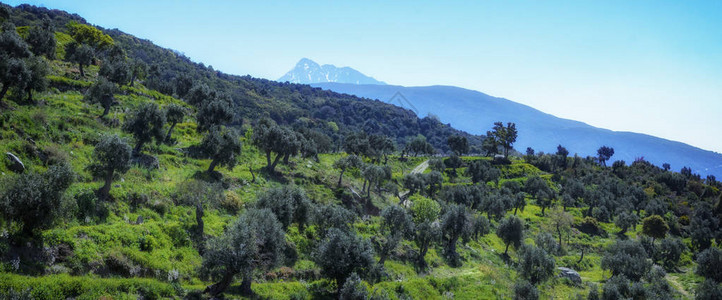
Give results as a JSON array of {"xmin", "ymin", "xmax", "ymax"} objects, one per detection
[
  {"xmin": 283, "ymin": 152, "xmax": 290, "ymax": 165},
  {"xmin": 418, "ymin": 245, "xmax": 429, "ymax": 270},
  {"xmin": 337, "ymin": 168, "xmax": 345, "ymax": 188},
  {"xmin": 196, "ymin": 203, "xmax": 205, "ymax": 237},
  {"xmin": 504, "ymin": 243, "xmax": 510, "ymax": 255},
  {"xmin": 265, "ymin": 150, "xmax": 272, "ymax": 171},
  {"xmin": 165, "ymin": 122, "xmax": 177, "ymax": 142},
  {"xmin": 557, "ymin": 223, "xmax": 563, "ymax": 250},
  {"xmin": 134, "ymin": 141, "xmax": 143, "ymax": 155},
  {"xmin": 240, "ymin": 277, "xmax": 253, "ymax": 296},
  {"xmin": 26, "ymin": 88, "xmax": 32, "ymax": 103},
  {"xmin": 98, "ymin": 172, "xmax": 114, "ymax": 200},
  {"xmin": 206, "ymin": 270, "xmax": 235, "ymax": 297},
  {"xmin": 269, "ymin": 152, "xmax": 282, "ymax": 172},
  {"xmin": 577, "ymin": 247, "xmax": 585, "ymax": 264},
  {"xmin": 79, "ymin": 63, "xmax": 85, "ymax": 77},
  {"xmin": 129, "ymin": 74, "xmax": 136, "ymax": 87},
  {"xmin": 249, "ymin": 165, "xmax": 256, "ymax": 183},
  {"xmin": 514, "ymin": 207, "xmax": 518, "ymax": 215},
  {"xmin": 102, "ymin": 105, "xmax": 110, "ymax": 117},
  {"xmin": 207, "ymin": 158, "xmax": 218, "ymax": 173},
  {"xmin": 0, "ymin": 83, "xmax": 9, "ymax": 100}
]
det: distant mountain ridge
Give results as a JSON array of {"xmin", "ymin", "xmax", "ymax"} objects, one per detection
[
  {"xmin": 312, "ymin": 82, "xmax": 722, "ymax": 178},
  {"xmin": 278, "ymin": 58, "xmax": 386, "ymax": 85}
]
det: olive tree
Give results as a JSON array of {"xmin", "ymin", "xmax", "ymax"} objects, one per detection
[
  {"xmin": 517, "ymin": 244, "xmax": 556, "ymax": 285},
  {"xmin": 0, "ymin": 163, "xmax": 73, "ymax": 237},
  {"xmin": 376, "ymin": 205, "xmax": 414, "ymax": 265},
  {"xmin": 253, "ymin": 118, "xmax": 298, "ymax": 173},
  {"xmin": 334, "ymin": 155, "xmax": 363, "ymax": 188},
  {"xmin": 314, "ymin": 228, "xmax": 375, "ymax": 294},
  {"xmin": 255, "ymin": 185, "xmax": 313, "ymax": 231},
  {"xmin": 641, "ymin": 215, "xmax": 669, "ymax": 243},
  {"xmin": 696, "ymin": 247, "xmax": 722, "ymax": 282},
  {"xmin": 175, "ymin": 180, "xmax": 224, "ymax": 248},
  {"xmin": 26, "ymin": 17, "xmax": 56, "ymax": 59},
  {"xmin": 441, "ymin": 204, "xmax": 472, "ymax": 266},
  {"xmin": 122, "ymin": 102, "xmax": 166, "ymax": 154},
  {"xmin": 0, "ymin": 23, "xmax": 31, "ymax": 100},
  {"xmin": 497, "ymin": 215, "xmax": 524, "ymax": 255},
  {"xmin": 600, "ymin": 240, "xmax": 651, "ymax": 281},
  {"xmin": 200, "ymin": 126, "xmax": 241, "ymax": 173},
  {"xmin": 89, "ymin": 134, "xmax": 131, "ymax": 200},
  {"xmin": 202, "ymin": 209, "xmax": 285, "ymax": 297},
  {"xmin": 84, "ymin": 77, "xmax": 116, "ymax": 117},
  {"xmin": 65, "ymin": 42, "xmax": 94, "ymax": 77},
  {"xmin": 164, "ymin": 103, "xmax": 186, "ymax": 142}
]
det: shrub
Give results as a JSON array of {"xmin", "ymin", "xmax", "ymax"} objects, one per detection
[
  {"xmin": 339, "ymin": 273, "xmax": 369, "ymax": 300},
  {"xmin": 513, "ymin": 280, "xmax": 538, "ymax": 300},
  {"xmin": 600, "ymin": 240, "xmax": 650, "ymax": 281},
  {"xmin": 696, "ymin": 247, "xmax": 722, "ymax": 282}
]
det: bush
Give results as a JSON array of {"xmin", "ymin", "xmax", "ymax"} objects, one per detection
[
  {"xmin": 600, "ymin": 240, "xmax": 650, "ymax": 281},
  {"xmin": 576, "ymin": 217, "xmax": 603, "ymax": 236},
  {"xmin": 696, "ymin": 279, "xmax": 722, "ymax": 300},
  {"xmin": 513, "ymin": 280, "xmax": 538, "ymax": 300},
  {"xmin": 517, "ymin": 245, "xmax": 555, "ymax": 285},
  {"xmin": 339, "ymin": 273, "xmax": 369, "ymax": 300},
  {"xmin": 657, "ymin": 237, "xmax": 685, "ymax": 270},
  {"xmin": 696, "ymin": 247, "xmax": 722, "ymax": 282}
]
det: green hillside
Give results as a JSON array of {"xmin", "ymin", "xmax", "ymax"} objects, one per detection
[{"xmin": 1, "ymin": 3, "xmax": 721, "ymax": 300}]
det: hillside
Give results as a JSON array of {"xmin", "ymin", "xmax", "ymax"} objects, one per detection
[
  {"xmin": 1, "ymin": 3, "xmax": 721, "ymax": 300},
  {"xmin": 279, "ymin": 58, "xmax": 386, "ymax": 85},
  {"xmin": 311, "ymin": 82, "xmax": 722, "ymax": 178}
]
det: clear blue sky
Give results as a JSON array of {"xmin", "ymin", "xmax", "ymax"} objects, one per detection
[{"xmin": 7, "ymin": 0, "xmax": 722, "ymax": 153}]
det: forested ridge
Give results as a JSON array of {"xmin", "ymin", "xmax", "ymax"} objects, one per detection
[{"xmin": 0, "ymin": 3, "xmax": 721, "ymax": 300}]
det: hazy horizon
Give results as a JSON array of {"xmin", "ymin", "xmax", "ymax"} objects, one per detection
[{"xmin": 6, "ymin": 0, "xmax": 721, "ymax": 154}]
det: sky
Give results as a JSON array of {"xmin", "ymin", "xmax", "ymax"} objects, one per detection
[{"xmin": 6, "ymin": 0, "xmax": 722, "ymax": 153}]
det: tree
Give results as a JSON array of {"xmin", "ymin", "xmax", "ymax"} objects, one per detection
[
  {"xmin": 658, "ymin": 237, "xmax": 684, "ymax": 271},
  {"xmin": 84, "ymin": 77, "xmax": 116, "ymax": 117},
  {"xmin": 89, "ymin": 134, "xmax": 131, "ymax": 200},
  {"xmin": 696, "ymin": 279, "xmax": 722, "ymax": 300},
  {"xmin": 482, "ymin": 135, "xmax": 499, "ymax": 157},
  {"xmin": 525, "ymin": 175, "xmax": 554, "ymax": 215},
  {"xmin": 546, "ymin": 207, "xmax": 573, "ymax": 250},
  {"xmin": 410, "ymin": 196, "xmax": 441, "ymax": 270},
  {"xmin": 513, "ymin": 280, "xmax": 539, "ymax": 300},
  {"xmin": 26, "ymin": 17, "xmax": 56, "ymax": 59},
  {"xmin": 368, "ymin": 134, "xmax": 395, "ymax": 164},
  {"xmin": 339, "ymin": 273, "xmax": 369, "ymax": 300},
  {"xmin": 517, "ymin": 245, "xmax": 556, "ymax": 285},
  {"xmin": 491, "ymin": 122, "xmax": 517, "ymax": 158},
  {"xmin": 202, "ymin": 209, "xmax": 285, "ymax": 297},
  {"xmin": 445, "ymin": 154, "xmax": 463, "ymax": 177},
  {"xmin": 253, "ymin": 118, "xmax": 298, "ymax": 173},
  {"xmin": 184, "ymin": 82, "xmax": 215, "ymax": 108},
  {"xmin": 164, "ymin": 103, "xmax": 186, "ymax": 142},
  {"xmin": 562, "ymin": 178, "xmax": 584, "ymax": 210},
  {"xmin": 690, "ymin": 203, "xmax": 719, "ymax": 252},
  {"xmin": 65, "ymin": 42, "xmax": 94, "ymax": 77},
  {"xmin": 174, "ymin": 74, "xmax": 193, "ymax": 98},
  {"xmin": 343, "ymin": 132, "xmax": 370, "ymax": 158},
  {"xmin": 334, "ymin": 155, "xmax": 363, "ymax": 188},
  {"xmin": 466, "ymin": 160, "xmax": 500, "ymax": 185},
  {"xmin": 196, "ymin": 95, "xmax": 233, "ymax": 133},
  {"xmin": 99, "ymin": 58, "xmax": 131, "ymax": 86},
  {"xmin": 614, "ymin": 211, "xmax": 639, "ymax": 235},
  {"xmin": 122, "ymin": 103, "xmax": 166, "ymax": 154},
  {"xmin": 440, "ymin": 204, "xmax": 472, "ymax": 266},
  {"xmin": 600, "ymin": 240, "xmax": 651, "ymax": 281},
  {"xmin": 555, "ymin": 144, "xmax": 569, "ymax": 170},
  {"xmin": 424, "ymin": 171, "xmax": 444, "ymax": 198},
  {"xmin": 428, "ymin": 158, "xmax": 445, "ymax": 172},
  {"xmin": 406, "ymin": 135, "xmax": 435, "ymax": 157},
  {"xmin": 20, "ymin": 55, "xmax": 48, "ymax": 103},
  {"xmin": 0, "ymin": 164, "xmax": 73, "ymax": 237},
  {"xmin": 362, "ymin": 164, "xmax": 390, "ymax": 198},
  {"xmin": 597, "ymin": 146, "xmax": 614, "ymax": 167},
  {"xmin": 641, "ymin": 215, "xmax": 669, "ymax": 242},
  {"xmin": 497, "ymin": 215, "xmax": 524, "ymax": 255},
  {"xmin": 447, "ymin": 135, "xmax": 469, "ymax": 156},
  {"xmin": 176, "ymin": 180, "xmax": 224, "ymax": 248},
  {"xmin": 376, "ymin": 205, "xmax": 414, "ymax": 265},
  {"xmin": 314, "ymin": 204, "xmax": 356, "ymax": 236},
  {"xmin": 0, "ymin": 23, "xmax": 31, "ymax": 100},
  {"xmin": 255, "ymin": 185, "xmax": 313, "ymax": 231},
  {"xmin": 200, "ymin": 126, "xmax": 241, "ymax": 173},
  {"xmin": 66, "ymin": 21, "xmax": 114, "ymax": 50},
  {"xmin": 315, "ymin": 228, "xmax": 375, "ymax": 294},
  {"xmin": 128, "ymin": 59, "xmax": 147, "ymax": 86},
  {"xmin": 696, "ymin": 247, "xmax": 722, "ymax": 282}
]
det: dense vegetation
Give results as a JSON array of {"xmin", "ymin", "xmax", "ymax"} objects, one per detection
[{"xmin": 1, "ymin": 3, "xmax": 721, "ymax": 300}]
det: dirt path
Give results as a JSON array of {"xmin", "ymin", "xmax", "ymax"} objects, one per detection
[{"xmin": 399, "ymin": 159, "xmax": 430, "ymax": 200}]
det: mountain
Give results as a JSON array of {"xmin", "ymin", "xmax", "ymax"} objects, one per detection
[
  {"xmin": 278, "ymin": 58, "xmax": 386, "ymax": 85},
  {"xmin": 312, "ymin": 82, "xmax": 722, "ymax": 178}
]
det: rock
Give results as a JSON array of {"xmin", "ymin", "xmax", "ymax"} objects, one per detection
[
  {"xmin": 557, "ymin": 267, "xmax": 582, "ymax": 284},
  {"xmin": 136, "ymin": 215, "xmax": 144, "ymax": 225},
  {"xmin": 5, "ymin": 152, "xmax": 25, "ymax": 173}
]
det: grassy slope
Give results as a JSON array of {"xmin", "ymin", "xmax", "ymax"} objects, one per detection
[{"xmin": 0, "ymin": 46, "xmax": 702, "ymax": 300}]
